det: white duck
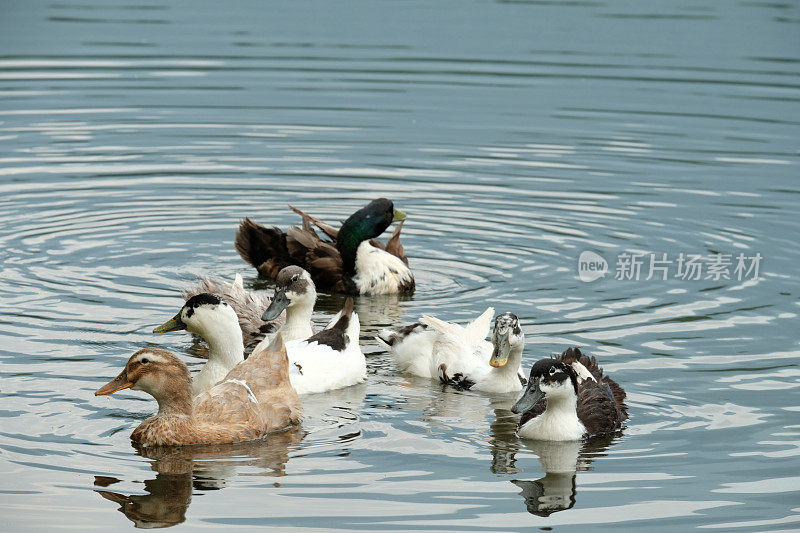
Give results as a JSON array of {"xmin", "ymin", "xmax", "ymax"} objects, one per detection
[
  {"xmin": 157, "ymin": 293, "xmax": 364, "ymax": 396},
  {"xmin": 283, "ymin": 297, "xmax": 366, "ymax": 395},
  {"xmin": 376, "ymin": 309, "xmax": 526, "ymax": 393},
  {"xmin": 153, "ymin": 293, "xmax": 245, "ymax": 395}
]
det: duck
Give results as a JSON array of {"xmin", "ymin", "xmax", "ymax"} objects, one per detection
[
  {"xmin": 153, "ymin": 293, "xmax": 246, "ymax": 395},
  {"xmin": 234, "ymin": 198, "xmax": 414, "ymax": 295},
  {"xmin": 283, "ymin": 297, "xmax": 366, "ymax": 395},
  {"xmin": 512, "ymin": 348, "xmax": 627, "ymax": 441},
  {"xmin": 376, "ymin": 309, "xmax": 526, "ymax": 393},
  {"xmin": 260, "ymin": 265, "xmax": 317, "ymax": 344},
  {"xmin": 94, "ymin": 335, "xmax": 302, "ymax": 447},
  {"xmin": 182, "ymin": 273, "xmax": 284, "ymax": 354},
  {"xmin": 158, "ymin": 290, "xmax": 364, "ymax": 396}
]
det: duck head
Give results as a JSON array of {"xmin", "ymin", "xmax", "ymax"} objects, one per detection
[
  {"xmin": 336, "ymin": 198, "xmax": 407, "ymax": 270},
  {"xmin": 153, "ymin": 293, "xmax": 238, "ymax": 338},
  {"xmin": 95, "ymin": 348, "xmax": 192, "ymax": 413},
  {"xmin": 512, "ymin": 359, "xmax": 578, "ymax": 414},
  {"xmin": 489, "ymin": 312, "xmax": 524, "ymax": 368},
  {"xmin": 262, "ymin": 266, "xmax": 317, "ymax": 321}
]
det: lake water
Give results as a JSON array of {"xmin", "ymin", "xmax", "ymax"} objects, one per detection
[{"xmin": 1, "ymin": 0, "xmax": 799, "ymax": 530}]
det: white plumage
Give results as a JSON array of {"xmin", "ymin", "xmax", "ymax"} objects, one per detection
[
  {"xmin": 352, "ymin": 241, "xmax": 414, "ymax": 295},
  {"xmin": 285, "ymin": 308, "xmax": 366, "ymax": 395}
]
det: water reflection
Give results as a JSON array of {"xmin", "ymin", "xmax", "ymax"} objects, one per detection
[
  {"xmin": 94, "ymin": 431, "xmax": 302, "ymax": 529},
  {"xmin": 511, "ymin": 437, "xmax": 618, "ymax": 517}
]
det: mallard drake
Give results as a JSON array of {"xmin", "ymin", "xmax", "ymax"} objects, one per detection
[
  {"xmin": 153, "ymin": 293, "xmax": 245, "ymax": 395},
  {"xmin": 94, "ymin": 336, "xmax": 302, "ymax": 447},
  {"xmin": 376, "ymin": 309, "xmax": 526, "ymax": 393},
  {"xmin": 182, "ymin": 273, "xmax": 284, "ymax": 354},
  {"xmin": 283, "ymin": 297, "xmax": 366, "ymax": 395},
  {"xmin": 260, "ymin": 265, "xmax": 317, "ymax": 343},
  {"xmin": 234, "ymin": 198, "xmax": 414, "ymax": 295},
  {"xmin": 512, "ymin": 348, "xmax": 627, "ymax": 441}
]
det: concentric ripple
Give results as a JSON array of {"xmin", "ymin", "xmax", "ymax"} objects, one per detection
[{"xmin": 1, "ymin": 0, "xmax": 799, "ymax": 530}]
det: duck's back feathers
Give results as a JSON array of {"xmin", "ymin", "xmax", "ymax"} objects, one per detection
[
  {"xmin": 575, "ymin": 380, "xmax": 624, "ymax": 437},
  {"xmin": 421, "ymin": 307, "xmax": 495, "ymax": 388},
  {"xmin": 189, "ymin": 336, "xmax": 301, "ymax": 440},
  {"xmin": 376, "ymin": 322, "xmax": 436, "ymax": 378},
  {"xmin": 284, "ymin": 298, "xmax": 364, "ymax": 395},
  {"xmin": 234, "ymin": 218, "xmax": 292, "ymax": 279},
  {"xmin": 557, "ymin": 347, "xmax": 627, "ymax": 420},
  {"xmin": 182, "ymin": 275, "xmax": 283, "ymax": 354}
]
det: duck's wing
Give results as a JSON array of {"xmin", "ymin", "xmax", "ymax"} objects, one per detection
[
  {"xmin": 421, "ymin": 314, "xmax": 489, "ymax": 388},
  {"xmin": 576, "ymin": 381, "xmax": 625, "ymax": 437},
  {"xmin": 213, "ymin": 335, "xmax": 302, "ymax": 428},
  {"xmin": 235, "ymin": 218, "xmax": 294, "ymax": 279},
  {"xmin": 375, "ymin": 322, "xmax": 436, "ymax": 378},
  {"xmin": 558, "ymin": 347, "xmax": 627, "ymax": 419},
  {"xmin": 465, "ymin": 307, "xmax": 495, "ymax": 347},
  {"xmin": 288, "ymin": 205, "xmax": 339, "ymax": 241},
  {"xmin": 284, "ymin": 225, "xmax": 346, "ymax": 293},
  {"xmin": 286, "ymin": 299, "xmax": 364, "ymax": 394},
  {"xmin": 183, "ymin": 275, "xmax": 284, "ymax": 354},
  {"xmin": 366, "ymin": 220, "xmax": 409, "ymax": 265}
]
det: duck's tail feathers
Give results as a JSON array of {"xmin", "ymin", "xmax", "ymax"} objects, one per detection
[
  {"xmin": 234, "ymin": 218, "xmax": 290, "ymax": 276},
  {"xmin": 233, "ymin": 272, "xmax": 244, "ymax": 289},
  {"xmin": 374, "ymin": 330, "xmax": 392, "ymax": 350}
]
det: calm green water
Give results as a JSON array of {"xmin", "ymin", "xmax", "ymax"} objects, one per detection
[{"xmin": 1, "ymin": 0, "xmax": 799, "ymax": 530}]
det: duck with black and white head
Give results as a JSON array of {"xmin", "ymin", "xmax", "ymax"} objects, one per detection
[
  {"xmin": 512, "ymin": 356, "xmax": 627, "ymax": 441},
  {"xmin": 153, "ymin": 293, "xmax": 244, "ymax": 395}
]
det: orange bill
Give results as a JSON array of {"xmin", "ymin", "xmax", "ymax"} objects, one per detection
[{"xmin": 95, "ymin": 371, "xmax": 133, "ymax": 396}]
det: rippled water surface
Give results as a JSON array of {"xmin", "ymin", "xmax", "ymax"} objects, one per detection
[{"xmin": 1, "ymin": 0, "xmax": 799, "ymax": 530}]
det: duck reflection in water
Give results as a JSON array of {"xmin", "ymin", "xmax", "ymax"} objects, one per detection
[
  {"xmin": 511, "ymin": 436, "xmax": 617, "ymax": 517},
  {"xmin": 94, "ymin": 430, "xmax": 301, "ymax": 528},
  {"xmin": 488, "ymin": 407, "xmax": 618, "ymax": 517}
]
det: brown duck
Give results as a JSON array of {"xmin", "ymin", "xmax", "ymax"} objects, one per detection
[{"xmin": 95, "ymin": 336, "xmax": 302, "ymax": 447}]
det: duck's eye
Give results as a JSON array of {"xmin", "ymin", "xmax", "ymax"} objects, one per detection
[
  {"xmin": 291, "ymin": 275, "xmax": 299, "ymax": 282},
  {"xmin": 141, "ymin": 358, "xmax": 150, "ymax": 365},
  {"xmin": 549, "ymin": 366, "xmax": 557, "ymax": 376}
]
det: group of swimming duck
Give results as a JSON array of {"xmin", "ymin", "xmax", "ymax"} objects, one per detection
[{"xmin": 96, "ymin": 198, "xmax": 628, "ymax": 447}]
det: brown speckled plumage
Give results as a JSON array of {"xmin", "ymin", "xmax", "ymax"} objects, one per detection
[{"xmin": 97, "ymin": 337, "xmax": 301, "ymax": 447}]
